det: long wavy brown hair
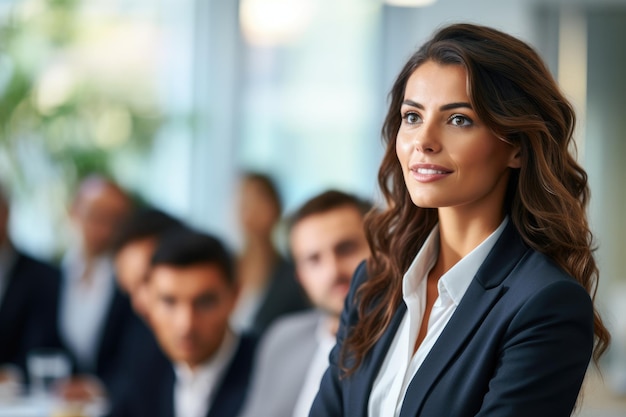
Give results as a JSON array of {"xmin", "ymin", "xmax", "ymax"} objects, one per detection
[{"xmin": 341, "ymin": 23, "xmax": 610, "ymax": 375}]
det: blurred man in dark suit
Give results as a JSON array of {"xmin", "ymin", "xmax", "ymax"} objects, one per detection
[
  {"xmin": 57, "ymin": 175, "xmax": 134, "ymax": 397},
  {"xmin": 109, "ymin": 227, "xmax": 256, "ymax": 417},
  {"xmin": 103, "ymin": 207, "xmax": 183, "ymax": 405},
  {"xmin": 0, "ymin": 184, "xmax": 62, "ymax": 382}
]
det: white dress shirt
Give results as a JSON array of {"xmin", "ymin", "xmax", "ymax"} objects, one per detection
[
  {"xmin": 174, "ymin": 330, "xmax": 238, "ymax": 417},
  {"xmin": 368, "ymin": 218, "xmax": 508, "ymax": 417},
  {"xmin": 59, "ymin": 249, "xmax": 115, "ymax": 371},
  {"xmin": 292, "ymin": 317, "xmax": 337, "ymax": 417}
]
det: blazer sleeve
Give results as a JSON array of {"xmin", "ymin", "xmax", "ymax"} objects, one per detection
[
  {"xmin": 309, "ymin": 262, "xmax": 367, "ymax": 417},
  {"xmin": 476, "ymin": 279, "xmax": 594, "ymax": 416}
]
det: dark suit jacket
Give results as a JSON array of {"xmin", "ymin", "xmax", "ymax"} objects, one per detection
[
  {"xmin": 93, "ymin": 286, "xmax": 135, "ymax": 380},
  {"xmin": 310, "ymin": 221, "xmax": 594, "ymax": 417},
  {"xmin": 59, "ymin": 280, "xmax": 138, "ymax": 399},
  {"xmin": 100, "ymin": 306, "xmax": 164, "ymax": 405},
  {"xmin": 250, "ymin": 257, "xmax": 310, "ymax": 336},
  {"xmin": 108, "ymin": 334, "xmax": 258, "ymax": 417},
  {"xmin": 0, "ymin": 250, "xmax": 63, "ymax": 376}
]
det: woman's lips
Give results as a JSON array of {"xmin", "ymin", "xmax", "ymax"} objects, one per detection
[{"xmin": 409, "ymin": 164, "xmax": 452, "ymax": 182}]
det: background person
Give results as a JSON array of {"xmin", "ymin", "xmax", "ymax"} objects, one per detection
[
  {"xmin": 239, "ymin": 190, "xmax": 371, "ymax": 417},
  {"xmin": 57, "ymin": 174, "xmax": 135, "ymax": 401},
  {"xmin": 92, "ymin": 206, "xmax": 186, "ymax": 406},
  {"xmin": 113, "ymin": 206, "xmax": 183, "ymax": 317},
  {"xmin": 109, "ymin": 227, "xmax": 257, "ymax": 417},
  {"xmin": 0, "ymin": 183, "xmax": 62, "ymax": 385},
  {"xmin": 231, "ymin": 171, "xmax": 309, "ymax": 336}
]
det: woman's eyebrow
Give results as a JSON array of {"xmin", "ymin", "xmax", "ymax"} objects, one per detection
[
  {"xmin": 440, "ymin": 102, "xmax": 472, "ymax": 111},
  {"xmin": 401, "ymin": 100, "xmax": 473, "ymax": 111}
]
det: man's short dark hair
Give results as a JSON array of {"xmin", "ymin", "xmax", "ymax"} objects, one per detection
[
  {"xmin": 113, "ymin": 207, "xmax": 183, "ymax": 254},
  {"xmin": 287, "ymin": 190, "xmax": 372, "ymax": 233},
  {"xmin": 150, "ymin": 228, "xmax": 235, "ymax": 286}
]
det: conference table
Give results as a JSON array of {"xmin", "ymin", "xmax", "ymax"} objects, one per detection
[
  {"xmin": 0, "ymin": 391, "xmax": 108, "ymax": 417},
  {"xmin": 0, "ymin": 359, "xmax": 108, "ymax": 417}
]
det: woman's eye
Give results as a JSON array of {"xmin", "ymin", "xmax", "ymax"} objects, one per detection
[
  {"xmin": 449, "ymin": 114, "xmax": 472, "ymax": 127},
  {"xmin": 403, "ymin": 112, "xmax": 420, "ymax": 124}
]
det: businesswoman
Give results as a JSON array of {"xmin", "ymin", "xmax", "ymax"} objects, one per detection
[{"xmin": 310, "ymin": 23, "xmax": 610, "ymax": 417}]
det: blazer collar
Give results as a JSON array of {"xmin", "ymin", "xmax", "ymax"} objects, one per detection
[{"xmin": 473, "ymin": 220, "xmax": 529, "ymax": 289}]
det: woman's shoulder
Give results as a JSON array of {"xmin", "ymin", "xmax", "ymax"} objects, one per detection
[
  {"xmin": 482, "ymin": 221, "xmax": 583, "ymax": 293},
  {"xmin": 501, "ymin": 248, "xmax": 592, "ymax": 316},
  {"xmin": 348, "ymin": 260, "xmax": 371, "ymax": 298},
  {"xmin": 511, "ymin": 248, "xmax": 579, "ymax": 287}
]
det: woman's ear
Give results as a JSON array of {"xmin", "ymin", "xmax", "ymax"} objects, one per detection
[{"xmin": 508, "ymin": 146, "xmax": 522, "ymax": 169}]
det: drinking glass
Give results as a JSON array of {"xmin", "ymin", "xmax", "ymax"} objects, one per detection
[{"xmin": 26, "ymin": 349, "xmax": 71, "ymax": 399}]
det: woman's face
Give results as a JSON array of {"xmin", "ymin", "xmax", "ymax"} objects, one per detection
[
  {"xmin": 396, "ymin": 61, "xmax": 520, "ymax": 217},
  {"xmin": 238, "ymin": 178, "xmax": 280, "ymax": 237}
]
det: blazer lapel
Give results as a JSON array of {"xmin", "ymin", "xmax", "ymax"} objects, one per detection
[
  {"xmin": 0, "ymin": 255, "xmax": 22, "ymax": 338},
  {"xmin": 206, "ymin": 336, "xmax": 256, "ymax": 417},
  {"xmin": 398, "ymin": 221, "xmax": 529, "ymax": 417},
  {"xmin": 158, "ymin": 365, "xmax": 176, "ymax": 417},
  {"xmin": 96, "ymin": 284, "xmax": 132, "ymax": 373},
  {"xmin": 349, "ymin": 302, "xmax": 407, "ymax": 416}
]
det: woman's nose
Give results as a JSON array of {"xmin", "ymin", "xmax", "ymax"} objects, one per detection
[{"xmin": 413, "ymin": 121, "xmax": 441, "ymax": 153}]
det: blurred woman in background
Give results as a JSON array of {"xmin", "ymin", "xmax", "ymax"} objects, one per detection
[{"xmin": 231, "ymin": 172, "xmax": 309, "ymax": 336}]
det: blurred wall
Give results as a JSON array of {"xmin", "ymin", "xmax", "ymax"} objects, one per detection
[
  {"xmin": 4, "ymin": 0, "xmax": 626, "ymax": 299},
  {"xmin": 184, "ymin": 0, "xmax": 545, "ymax": 251},
  {"xmin": 585, "ymin": 7, "xmax": 626, "ymax": 394}
]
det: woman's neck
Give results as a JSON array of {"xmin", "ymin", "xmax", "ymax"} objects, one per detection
[
  {"xmin": 241, "ymin": 235, "xmax": 277, "ymax": 258},
  {"xmin": 238, "ymin": 236, "xmax": 279, "ymax": 289},
  {"xmin": 435, "ymin": 209, "xmax": 505, "ymax": 275}
]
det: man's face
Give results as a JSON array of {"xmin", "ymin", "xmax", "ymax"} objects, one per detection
[
  {"xmin": 290, "ymin": 205, "xmax": 370, "ymax": 317},
  {"xmin": 114, "ymin": 238, "xmax": 155, "ymax": 315},
  {"xmin": 147, "ymin": 263, "xmax": 237, "ymax": 368},
  {"xmin": 72, "ymin": 184, "xmax": 130, "ymax": 256}
]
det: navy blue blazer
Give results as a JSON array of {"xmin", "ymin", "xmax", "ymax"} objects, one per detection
[
  {"xmin": 249, "ymin": 257, "xmax": 310, "ymax": 337},
  {"xmin": 93, "ymin": 286, "xmax": 135, "ymax": 380},
  {"xmin": 101, "ymin": 309, "xmax": 164, "ymax": 406},
  {"xmin": 0, "ymin": 250, "xmax": 63, "ymax": 376},
  {"xmin": 108, "ymin": 334, "xmax": 258, "ymax": 417},
  {"xmin": 310, "ymin": 221, "xmax": 594, "ymax": 417}
]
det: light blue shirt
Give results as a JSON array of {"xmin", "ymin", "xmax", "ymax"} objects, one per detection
[{"xmin": 59, "ymin": 249, "xmax": 115, "ymax": 371}]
